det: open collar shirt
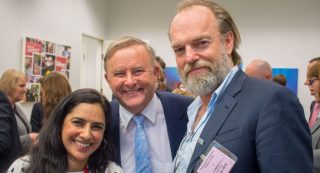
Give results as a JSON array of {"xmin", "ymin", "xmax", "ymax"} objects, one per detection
[{"xmin": 174, "ymin": 66, "xmax": 239, "ymax": 173}]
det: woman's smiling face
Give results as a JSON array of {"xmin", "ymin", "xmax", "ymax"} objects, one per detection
[{"xmin": 61, "ymin": 103, "xmax": 105, "ymax": 168}]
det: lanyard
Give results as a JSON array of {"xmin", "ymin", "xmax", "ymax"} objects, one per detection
[{"xmin": 84, "ymin": 165, "xmax": 89, "ymax": 173}]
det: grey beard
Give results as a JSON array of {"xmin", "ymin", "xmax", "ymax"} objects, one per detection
[{"xmin": 180, "ymin": 54, "xmax": 231, "ymax": 96}]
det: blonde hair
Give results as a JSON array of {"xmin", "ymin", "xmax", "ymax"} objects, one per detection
[{"xmin": 0, "ymin": 69, "xmax": 26, "ymax": 96}]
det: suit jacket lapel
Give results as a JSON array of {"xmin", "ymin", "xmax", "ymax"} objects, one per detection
[
  {"xmin": 187, "ymin": 70, "xmax": 246, "ymax": 172},
  {"xmin": 110, "ymin": 101, "xmax": 121, "ymax": 165},
  {"xmin": 156, "ymin": 92, "xmax": 187, "ymax": 159}
]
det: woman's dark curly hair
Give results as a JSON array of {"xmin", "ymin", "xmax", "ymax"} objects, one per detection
[{"xmin": 26, "ymin": 88, "xmax": 115, "ymax": 173}]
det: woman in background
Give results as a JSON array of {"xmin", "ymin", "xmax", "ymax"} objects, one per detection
[
  {"xmin": 0, "ymin": 90, "xmax": 21, "ymax": 172},
  {"xmin": 7, "ymin": 88, "xmax": 123, "ymax": 173},
  {"xmin": 0, "ymin": 69, "xmax": 37, "ymax": 171},
  {"xmin": 308, "ymin": 61, "xmax": 320, "ymax": 172},
  {"xmin": 30, "ymin": 72, "xmax": 71, "ymax": 132},
  {"xmin": 0, "ymin": 69, "xmax": 38, "ymax": 154}
]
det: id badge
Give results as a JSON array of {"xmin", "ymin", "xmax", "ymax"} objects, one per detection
[{"xmin": 194, "ymin": 140, "xmax": 237, "ymax": 173}]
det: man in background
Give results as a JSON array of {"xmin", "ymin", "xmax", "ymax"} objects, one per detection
[{"xmin": 245, "ymin": 59, "xmax": 272, "ymax": 80}]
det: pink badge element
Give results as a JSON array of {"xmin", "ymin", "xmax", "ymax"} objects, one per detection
[{"xmin": 197, "ymin": 147, "xmax": 236, "ymax": 173}]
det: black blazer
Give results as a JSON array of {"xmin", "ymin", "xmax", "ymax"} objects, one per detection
[
  {"xmin": 0, "ymin": 91, "xmax": 22, "ymax": 172},
  {"xmin": 30, "ymin": 102, "xmax": 44, "ymax": 132},
  {"xmin": 109, "ymin": 91, "xmax": 193, "ymax": 165}
]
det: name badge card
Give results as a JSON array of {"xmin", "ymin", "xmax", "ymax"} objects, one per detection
[{"xmin": 196, "ymin": 140, "xmax": 237, "ymax": 173}]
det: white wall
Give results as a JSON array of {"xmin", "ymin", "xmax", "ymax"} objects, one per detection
[
  {"xmin": 0, "ymin": 0, "xmax": 319, "ymax": 120},
  {"xmin": 105, "ymin": 0, "xmax": 320, "ymax": 119},
  {"xmin": 0, "ymin": 0, "xmax": 23, "ymax": 73},
  {"xmin": 0, "ymin": 0, "xmax": 111, "ymax": 117}
]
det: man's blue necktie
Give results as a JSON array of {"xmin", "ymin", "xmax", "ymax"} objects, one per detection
[{"xmin": 133, "ymin": 115, "xmax": 152, "ymax": 173}]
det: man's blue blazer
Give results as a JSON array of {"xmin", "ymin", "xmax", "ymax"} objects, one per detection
[
  {"xmin": 187, "ymin": 70, "xmax": 312, "ymax": 173},
  {"xmin": 109, "ymin": 91, "xmax": 193, "ymax": 165}
]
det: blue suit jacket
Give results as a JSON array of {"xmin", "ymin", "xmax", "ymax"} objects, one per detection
[
  {"xmin": 109, "ymin": 91, "xmax": 193, "ymax": 165},
  {"xmin": 187, "ymin": 70, "xmax": 312, "ymax": 173}
]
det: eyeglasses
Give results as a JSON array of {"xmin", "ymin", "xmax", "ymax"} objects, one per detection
[{"xmin": 308, "ymin": 78, "xmax": 318, "ymax": 86}]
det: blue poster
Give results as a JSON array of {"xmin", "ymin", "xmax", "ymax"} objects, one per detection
[{"xmin": 272, "ymin": 68, "xmax": 298, "ymax": 95}]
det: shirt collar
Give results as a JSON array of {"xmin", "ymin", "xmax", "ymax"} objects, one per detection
[
  {"xmin": 119, "ymin": 93, "xmax": 159, "ymax": 129},
  {"xmin": 186, "ymin": 65, "xmax": 239, "ymax": 132}
]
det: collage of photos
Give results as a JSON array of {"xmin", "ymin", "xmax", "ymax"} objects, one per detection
[{"xmin": 23, "ymin": 37, "xmax": 71, "ymax": 102}]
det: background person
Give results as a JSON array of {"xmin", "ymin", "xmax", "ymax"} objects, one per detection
[
  {"xmin": 30, "ymin": 72, "xmax": 71, "ymax": 132},
  {"xmin": 307, "ymin": 61, "xmax": 320, "ymax": 128},
  {"xmin": 0, "ymin": 69, "xmax": 38, "ymax": 154},
  {"xmin": 309, "ymin": 61, "xmax": 320, "ymax": 172},
  {"xmin": 104, "ymin": 36, "xmax": 193, "ymax": 173},
  {"xmin": 172, "ymin": 82, "xmax": 195, "ymax": 98},
  {"xmin": 169, "ymin": 0, "xmax": 312, "ymax": 172},
  {"xmin": 245, "ymin": 59, "xmax": 272, "ymax": 80},
  {"xmin": 305, "ymin": 57, "xmax": 320, "ymax": 125},
  {"xmin": 155, "ymin": 56, "xmax": 172, "ymax": 92},
  {"xmin": 7, "ymin": 88, "xmax": 123, "ymax": 173},
  {"xmin": 0, "ymin": 90, "xmax": 21, "ymax": 172},
  {"xmin": 272, "ymin": 74, "xmax": 287, "ymax": 86}
]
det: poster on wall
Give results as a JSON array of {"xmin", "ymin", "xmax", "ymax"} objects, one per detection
[
  {"xmin": 22, "ymin": 36, "xmax": 71, "ymax": 102},
  {"xmin": 272, "ymin": 68, "xmax": 298, "ymax": 95}
]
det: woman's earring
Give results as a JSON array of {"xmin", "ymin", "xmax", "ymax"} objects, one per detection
[{"xmin": 101, "ymin": 139, "xmax": 107, "ymax": 150}]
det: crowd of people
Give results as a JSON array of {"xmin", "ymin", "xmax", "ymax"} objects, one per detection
[{"xmin": 0, "ymin": 0, "xmax": 318, "ymax": 173}]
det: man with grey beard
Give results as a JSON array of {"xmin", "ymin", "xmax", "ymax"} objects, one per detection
[{"xmin": 169, "ymin": 0, "xmax": 312, "ymax": 173}]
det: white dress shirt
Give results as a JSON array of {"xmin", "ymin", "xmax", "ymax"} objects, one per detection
[{"xmin": 119, "ymin": 94, "xmax": 173, "ymax": 173}]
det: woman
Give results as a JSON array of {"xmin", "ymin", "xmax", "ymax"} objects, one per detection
[
  {"xmin": 308, "ymin": 61, "xmax": 320, "ymax": 172},
  {"xmin": 0, "ymin": 70, "xmax": 39, "ymax": 152},
  {"xmin": 30, "ymin": 72, "xmax": 71, "ymax": 132},
  {"xmin": 7, "ymin": 88, "xmax": 123, "ymax": 173},
  {"xmin": 0, "ymin": 90, "xmax": 21, "ymax": 172}
]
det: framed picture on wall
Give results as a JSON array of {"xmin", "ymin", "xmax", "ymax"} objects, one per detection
[{"xmin": 22, "ymin": 36, "xmax": 71, "ymax": 102}]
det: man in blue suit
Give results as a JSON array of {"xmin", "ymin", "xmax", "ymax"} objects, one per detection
[
  {"xmin": 169, "ymin": 0, "xmax": 312, "ymax": 172},
  {"xmin": 104, "ymin": 36, "xmax": 193, "ymax": 173}
]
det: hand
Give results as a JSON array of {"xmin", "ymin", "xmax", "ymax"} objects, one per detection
[{"xmin": 29, "ymin": 132, "xmax": 39, "ymax": 145}]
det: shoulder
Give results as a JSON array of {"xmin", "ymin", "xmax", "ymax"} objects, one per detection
[
  {"xmin": 7, "ymin": 155, "xmax": 30, "ymax": 173},
  {"xmin": 240, "ymin": 74, "xmax": 294, "ymax": 97},
  {"xmin": 0, "ymin": 90, "xmax": 7, "ymax": 100},
  {"xmin": 105, "ymin": 161, "xmax": 123, "ymax": 173},
  {"xmin": 110, "ymin": 99, "xmax": 119, "ymax": 107},
  {"xmin": 32, "ymin": 102, "xmax": 43, "ymax": 110},
  {"xmin": 0, "ymin": 91, "xmax": 10, "ymax": 107},
  {"xmin": 31, "ymin": 102, "xmax": 44, "ymax": 115},
  {"xmin": 0, "ymin": 92, "xmax": 12, "ymax": 118},
  {"xmin": 110, "ymin": 100, "xmax": 120, "ymax": 117},
  {"xmin": 156, "ymin": 91, "xmax": 193, "ymax": 105}
]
